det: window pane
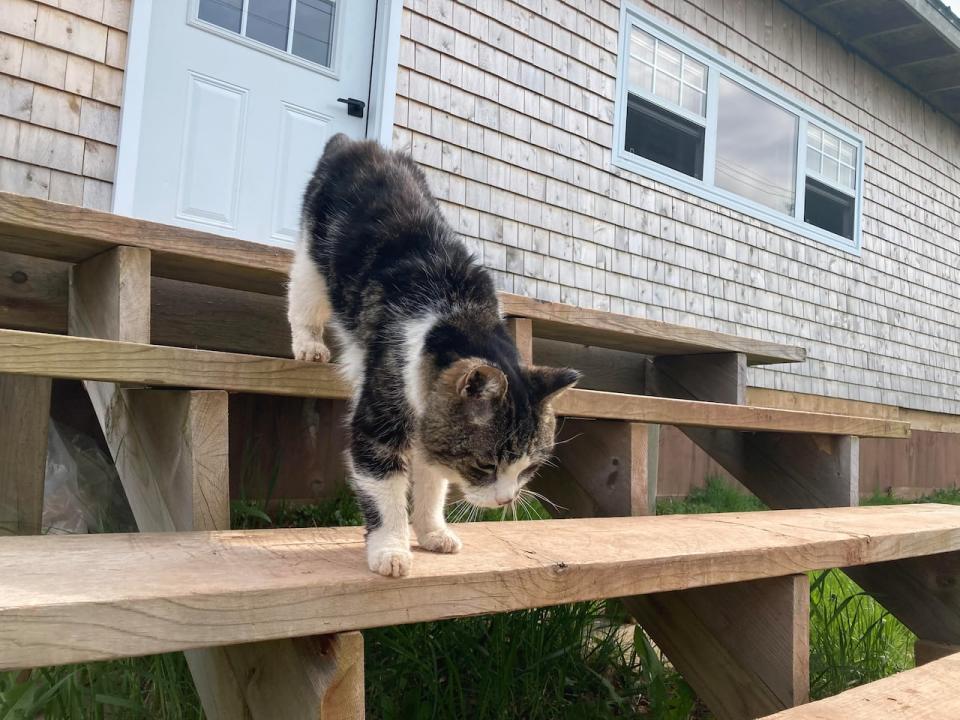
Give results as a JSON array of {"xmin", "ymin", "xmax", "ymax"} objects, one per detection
[
  {"xmin": 805, "ymin": 178, "xmax": 854, "ymax": 239},
  {"xmin": 822, "ymin": 156, "xmax": 839, "ymax": 182},
  {"xmin": 246, "ymin": 0, "xmax": 291, "ymax": 50},
  {"xmin": 629, "ymin": 61, "xmax": 654, "ymax": 93},
  {"xmin": 625, "ymin": 94, "xmax": 705, "ymax": 179},
  {"xmin": 292, "ymin": 0, "xmax": 335, "ymax": 66},
  {"xmin": 657, "ymin": 43, "xmax": 681, "ymax": 78},
  {"xmin": 806, "ymin": 148, "xmax": 821, "ymax": 173},
  {"xmin": 681, "ymin": 86, "xmax": 705, "ymax": 115},
  {"xmin": 683, "ymin": 58, "xmax": 707, "ymax": 91},
  {"xmin": 631, "ymin": 29, "xmax": 655, "ymax": 63},
  {"xmin": 655, "ymin": 70, "xmax": 680, "ymax": 105},
  {"xmin": 839, "ymin": 166, "xmax": 854, "ymax": 189},
  {"xmin": 822, "ymin": 132, "xmax": 840, "ymax": 160},
  {"xmin": 807, "ymin": 124, "xmax": 822, "ymax": 152},
  {"xmin": 198, "ymin": 0, "xmax": 242, "ymax": 32},
  {"xmin": 840, "ymin": 141, "xmax": 856, "ymax": 167},
  {"xmin": 715, "ymin": 77, "xmax": 798, "ymax": 215}
]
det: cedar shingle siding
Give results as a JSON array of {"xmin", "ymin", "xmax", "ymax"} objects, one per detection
[
  {"xmin": 0, "ymin": 0, "xmax": 128, "ymax": 210},
  {"xmin": 394, "ymin": 0, "xmax": 960, "ymax": 415}
]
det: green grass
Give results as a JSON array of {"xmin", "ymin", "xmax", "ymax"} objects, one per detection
[
  {"xmin": 656, "ymin": 476, "xmax": 766, "ymax": 515},
  {"xmin": 5, "ymin": 479, "xmax": 956, "ymax": 718}
]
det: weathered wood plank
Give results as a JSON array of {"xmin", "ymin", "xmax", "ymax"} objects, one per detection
[
  {"xmin": 627, "ymin": 575, "xmax": 810, "ymax": 720},
  {"xmin": 760, "ymin": 649, "xmax": 960, "ymax": 719},
  {"xmin": 0, "ymin": 329, "xmax": 909, "ymax": 436},
  {"xmin": 0, "ymin": 374, "xmax": 51, "ymax": 536},
  {"xmin": 0, "ymin": 192, "xmax": 288, "ymax": 295},
  {"xmin": 2, "ymin": 505, "xmax": 960, "ymax": 669},
  {"xmin": 500, "ymin": 294, "xmax": 806, "ymax": 365}
]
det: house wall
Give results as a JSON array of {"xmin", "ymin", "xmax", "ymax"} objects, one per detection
[
  {"xmin": 392, "ymin": 0, "xmax": 960, "ymax": 416},
  {"xmin": 0, "ymin": 0, "xmax": 130, "ymax": 210}
]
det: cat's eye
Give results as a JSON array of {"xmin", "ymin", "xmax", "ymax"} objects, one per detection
[{"xmin": 473, "ymin": 462, "xmax": 497, "ymax": 474}]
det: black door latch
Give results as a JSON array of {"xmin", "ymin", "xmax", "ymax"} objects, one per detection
[{"xmin": 337, "ymin": 98, "xmax": 366, "ymax": 118}]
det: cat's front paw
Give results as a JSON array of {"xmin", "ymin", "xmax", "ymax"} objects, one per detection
[
  {"xmin": 417, "ymin": 527, "xmax": 462, "ymax": 554},
  {"xmin": 368, "ymin": 547, "xmax": 413, "ymax": 577},
  {"xmin": 292, "ymin": 334, "xmax": 331, "ymax": 363}
]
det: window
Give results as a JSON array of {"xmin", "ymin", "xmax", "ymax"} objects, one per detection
[
  {"xmin": 197, "ymin": 0, "xmax": 336, "ymax": 68},
  {"xmin": 614, "ymin": 10, "xmax": 864, "ymax": 253}
]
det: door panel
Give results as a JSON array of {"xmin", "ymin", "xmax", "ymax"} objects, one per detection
[
  {"xmin": 272, "ymin": 104, "xmax": 332, "ymax": 242},
  {"xmin": 176, "ymin": 74, "xmax": 248, "ymax": 228}
]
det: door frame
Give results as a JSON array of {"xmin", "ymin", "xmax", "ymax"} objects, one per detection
[{"xmin": 112, "ymin": 0, "xmax": 404, "ymax": 217}]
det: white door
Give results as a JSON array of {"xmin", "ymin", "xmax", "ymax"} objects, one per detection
[{"xmin": 127, "ymin": 0, "xmax": 376, "ymax": 246}]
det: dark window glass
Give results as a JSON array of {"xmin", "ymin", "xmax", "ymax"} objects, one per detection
[
  {"xmin": 198, "ymin": 0, "xmax": 243, "ymax": 33},
  {"xmin": 624, "ymin": 94, "xmax": 704, "ymax": 180},
  {"xmin": 804, "ymin": 178, "xmax": 854, "ymax": 239},
  {"xmin": 246, "ymin": 0, "xmax": 291, "ymax": 50},
  {"xmin": 293, "ymin": 0, "xmax": 335, "ymax": 67}
]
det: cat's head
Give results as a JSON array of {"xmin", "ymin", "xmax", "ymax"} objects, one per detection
[{"xmin": 419, "ymin": 359, "xmax": 580, "ymax": 508}]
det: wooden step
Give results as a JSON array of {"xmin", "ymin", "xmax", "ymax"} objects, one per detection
[
  {"xmin": 0, "ymin": 193, "xmax": 804, "ymax": 365},
  {"xmin": 500, "ymin": 294, "xmax": 805, "ymax": 365},
  {"xmin": 761, "ymin": 650, "xmax": 960, "ymax": 719},
  {"xmin": 0, "ymin": 329, "xmax": 907, "ymax": 437},
  {"xmin": 1, "ymin": 504, "xmax": 958, "ymax": 670}
]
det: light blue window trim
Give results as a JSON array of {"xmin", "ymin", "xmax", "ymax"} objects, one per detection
[{"xmin": 613, "ymin": 4, "xmax": 865, "ymax": 255}]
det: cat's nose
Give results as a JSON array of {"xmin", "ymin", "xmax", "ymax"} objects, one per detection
[{"xmin": 495, "ymin": 489, "xmax": 518, "ymax": 506}]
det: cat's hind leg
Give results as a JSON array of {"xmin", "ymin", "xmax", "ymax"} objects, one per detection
[
  {"xmin": 287, "ymin": 239, "xmax": 332, "ymax": 362},
  {"xmin": 411, "ymin": 447, "xmax": 462, "ymax": 554}
]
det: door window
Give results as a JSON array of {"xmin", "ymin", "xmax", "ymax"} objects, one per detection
[{"xmin": 197, "ymin": 0, "xmax": 336, "ymax": 68}]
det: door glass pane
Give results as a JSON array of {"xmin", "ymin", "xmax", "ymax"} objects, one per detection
[
  {"xmin": 246, "ymin": 0, "xmax": 291, "ymax": 50},
  {"xmin": 198, "ymin": 0, "xmax": 242, "ymax": 33},
  {"xmin": 292, "ymin": 0, "xmax": 336, "ymax": 67},
  {"xmin": 715, "ymin": 77, "xmax": 798, "ymax": 215}
]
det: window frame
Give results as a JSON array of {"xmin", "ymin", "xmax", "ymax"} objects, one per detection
[{"xmin": 613, "ymin": 5, "xmax": 865, "ymax": 254}]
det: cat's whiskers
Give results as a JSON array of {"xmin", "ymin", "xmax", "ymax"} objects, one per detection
[{"xmin": 523, "ymin": 487, "xmax": 567, "ymax": 515}]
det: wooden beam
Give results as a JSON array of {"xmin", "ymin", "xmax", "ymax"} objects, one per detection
[
  {"xmin": 759, "ymin": 649, "xmax": 960, "ymax": 719},
  {"xmin": 532, "ymin": 419, "xmax": 651, "ymax": 517},
  {"xmin": 846, "ymin": 551, "xmax": 960, "ymax": 647},
  {"xmin": 0, "ymin": 374, "xmax": 51, "ymax": 536},
  {"xmin": 648, "ymin": 355, "xmax": 862, "ymax": 507},
  {"xmin": 915, "ymin": 639, "xmax": 960, "ymax": 666},
  {"xmin": 500, "ymin": 294, "xmax": 805, "ymax": 365},
  {"xmin": 0, "ymin": 329, "xmax": 909, "ymax": 437},
  {"xmin": 626, "ymin": 575, "xmax": 809, "ymax": 720},
  {"xmin": 3, "ymin": 504, "xmax": 960, "ymax": 669}
]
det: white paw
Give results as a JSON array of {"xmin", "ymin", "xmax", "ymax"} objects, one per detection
[
  {"xmin": 292, "ymin": 334, "xmax": 331, "ymax": 363},
  {"xmin": 417, "ymin": 527, "xmax": 462, "ymax": 554},
  {"xmin": 368, "ymin": 547, "xmax": 413, "ymax": 577}
]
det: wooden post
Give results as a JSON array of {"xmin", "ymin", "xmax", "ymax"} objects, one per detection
[
  {"xmin": 626, "ymin": 575, "xmax": 810, "ymax": 719},
  {"xmin": 647, "ymin": 354, "xmax": 859, "ymax": 508},
  {"xmin": 69, "ymin": 246, "xmax": 364, "ymax": 720},
  {"xmin": 505, "ymin": 317, "xmax": 533, "ymax": 364},
  {"xmin": 0, "ymin": 374, "xmax": 52, "ymax": 535}
]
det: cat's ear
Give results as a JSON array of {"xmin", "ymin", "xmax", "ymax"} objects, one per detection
[
  {"xmin": 528, "ymin": 366, "xmax": 581, "ymax": 405},
  {"xmin": 455, "ymin": 361, "xmax": 508, "ymax": 402}
]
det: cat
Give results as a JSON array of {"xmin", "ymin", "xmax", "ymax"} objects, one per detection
[{"xmin": 287, "ymin": 134, "xmax": 579, "ymax": 577}]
